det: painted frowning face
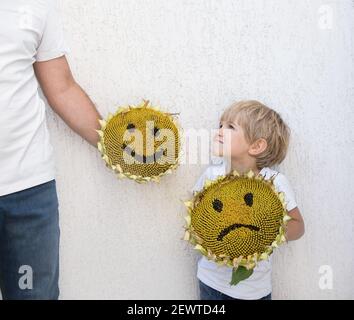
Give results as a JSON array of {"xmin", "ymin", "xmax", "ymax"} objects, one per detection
[
  {"xmin": 191, "ymin": 176, "xmax": 284, "ymax": 259},
  {"xmin": 101, "ymin": 104, "xmax": 180, "ymax": 182}
]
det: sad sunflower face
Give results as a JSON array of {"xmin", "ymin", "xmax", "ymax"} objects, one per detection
[
  {"xmin": 97, "ymin": 101, "xmax": 180, "ymax": 183},
  {"xmin": 184, "ymin": 172, "xmax": 290, "ymax": 270}
]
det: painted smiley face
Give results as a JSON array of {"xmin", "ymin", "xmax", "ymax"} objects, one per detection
[
  {"xmin": 98, "ymin": 101, "xmax": 180, "ymax": 183},
  {"xmin": 190, "ymin": 175, "xmax": 285, "ymax": 259},
  {"xmin": 120, "ymin": 121, "xmax": 167, "ymax": 164}
]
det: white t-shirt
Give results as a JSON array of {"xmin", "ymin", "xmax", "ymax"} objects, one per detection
[
  {"xmin": 0, "ymin": 0, "xmax": 68, "ymax": 196},
  {"xmin": 192, "ymin": 160, "xmax": 297, "ymax": 300}
]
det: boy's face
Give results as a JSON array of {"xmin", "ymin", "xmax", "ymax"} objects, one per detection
[{"xmin": 213, "ymin": 119, "xmax": 251, "ymax": 160}]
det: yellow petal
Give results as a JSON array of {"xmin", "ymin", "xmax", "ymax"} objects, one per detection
[
  {"xmin": 194, "ymin": 244, "xmax": 207, "ymax": 255},
  {"xmin": 204, "ymin": 179, "xmax": 213, "ymax": 188},
  {"xmin": 260, "ymin": 252, "xmax": 269, "ymax": 260},
  {"xmin": 232, "ymin": 170, "xmax": 240, "ymax": 177},
  {"xmin": 252, "ymin": 252, "xmax": 259, "ymax": 261},
  {"xmin": 141, "ymin": 100, "xmax": 150, "ymax": 108},
  {"xmin": 232, "ymin": 256, "xmax": 243, "ymax": 268},
  {"xmin": 98, "ymin": 119, "xmax": 107, "ymax": 129},
  {"xmin": 266, "ymin": 246, "xmax": 273, "ymax": 255},
  {"xmin": 195, "ymin": 235, "xmax": 204, "ymax": 244},
  {"xmin": 184, "ymin": 215, "xmax": 191, "ymax": 227},
  {"xmin": 183, "ymin": 201, "xmax": 193, "ymax": 209},
  {"xmin": 247, "ymin": 170, "xmax": 255, "ymax": 178},
  {"xmin": 96, "ymin": 130, "xmax": 104, "ymax": 138},
  {"xmin": 246, "ymin": 262, "xmax": 256, "ymax": 270}
]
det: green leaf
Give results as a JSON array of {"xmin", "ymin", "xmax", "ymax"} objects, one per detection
[{"xmin": 230, "ymin": 266, "xmax": 254, "ymax": 286}]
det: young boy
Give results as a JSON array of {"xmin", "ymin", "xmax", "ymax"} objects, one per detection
[{"xmin": 192, "ymin": 100, "xmax": 305, "ymax": 300}]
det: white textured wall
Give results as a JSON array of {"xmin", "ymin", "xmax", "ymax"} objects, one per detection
[{"xmin": 46, "ymin": 0, "xmax": 354, "ymax": 299}]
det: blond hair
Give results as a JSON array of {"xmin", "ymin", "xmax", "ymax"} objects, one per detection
[{"xmin": 221, "ymin": 100, "xmax": 290, "ymax": 169}]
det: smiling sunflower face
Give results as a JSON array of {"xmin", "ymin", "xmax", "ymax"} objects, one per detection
[
  {"xmin": 97, "ymin": 101, "xmax": 180, "ymax": 183},
  {"xmin": 184, "ymin": 171, "xmax": 291, "ymax": 283}
]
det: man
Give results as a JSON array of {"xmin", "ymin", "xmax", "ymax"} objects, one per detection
[{"xmin": 0, "ymin": 0, "xmax": 101, "ymax": 299}]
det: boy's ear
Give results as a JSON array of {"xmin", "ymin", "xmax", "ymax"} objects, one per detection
[{"xmin": 249, "ymin": 138, "xmax": 267, "ymax": 156}]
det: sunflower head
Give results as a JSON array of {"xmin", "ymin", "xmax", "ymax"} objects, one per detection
[
  {"xmin": 97, "ymin": 100, "xmax": 181, "ymax": 183},
  {"xmin": 184, "ymin": 170, "xmax": 291, "ymax": 285}
]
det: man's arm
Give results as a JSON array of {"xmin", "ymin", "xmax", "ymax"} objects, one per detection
[
  {"xmin": 285, "ymin": 207, "xmax": 305, "ymax": 241},
  {"xmin": 34, "ymin": 56, "xmax": 102, "ymax": 147}
]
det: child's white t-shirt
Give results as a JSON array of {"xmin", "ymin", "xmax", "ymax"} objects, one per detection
[{"xmin": 192, "ymin": 160, "xmax": 297, "ymax": 300}]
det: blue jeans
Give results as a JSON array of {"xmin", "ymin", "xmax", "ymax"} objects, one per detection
[
  {"xmin": 0, "ymin": 180, "xmax": 60, "ymax": 300},
  {"xmin": 199, "ymin": 281, "xmax": 272, "ymax": 300}
]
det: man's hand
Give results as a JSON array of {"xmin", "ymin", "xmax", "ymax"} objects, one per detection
[{"xmin": 34, "ymin": 56, "xmax": 102, "ymax": 147}]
